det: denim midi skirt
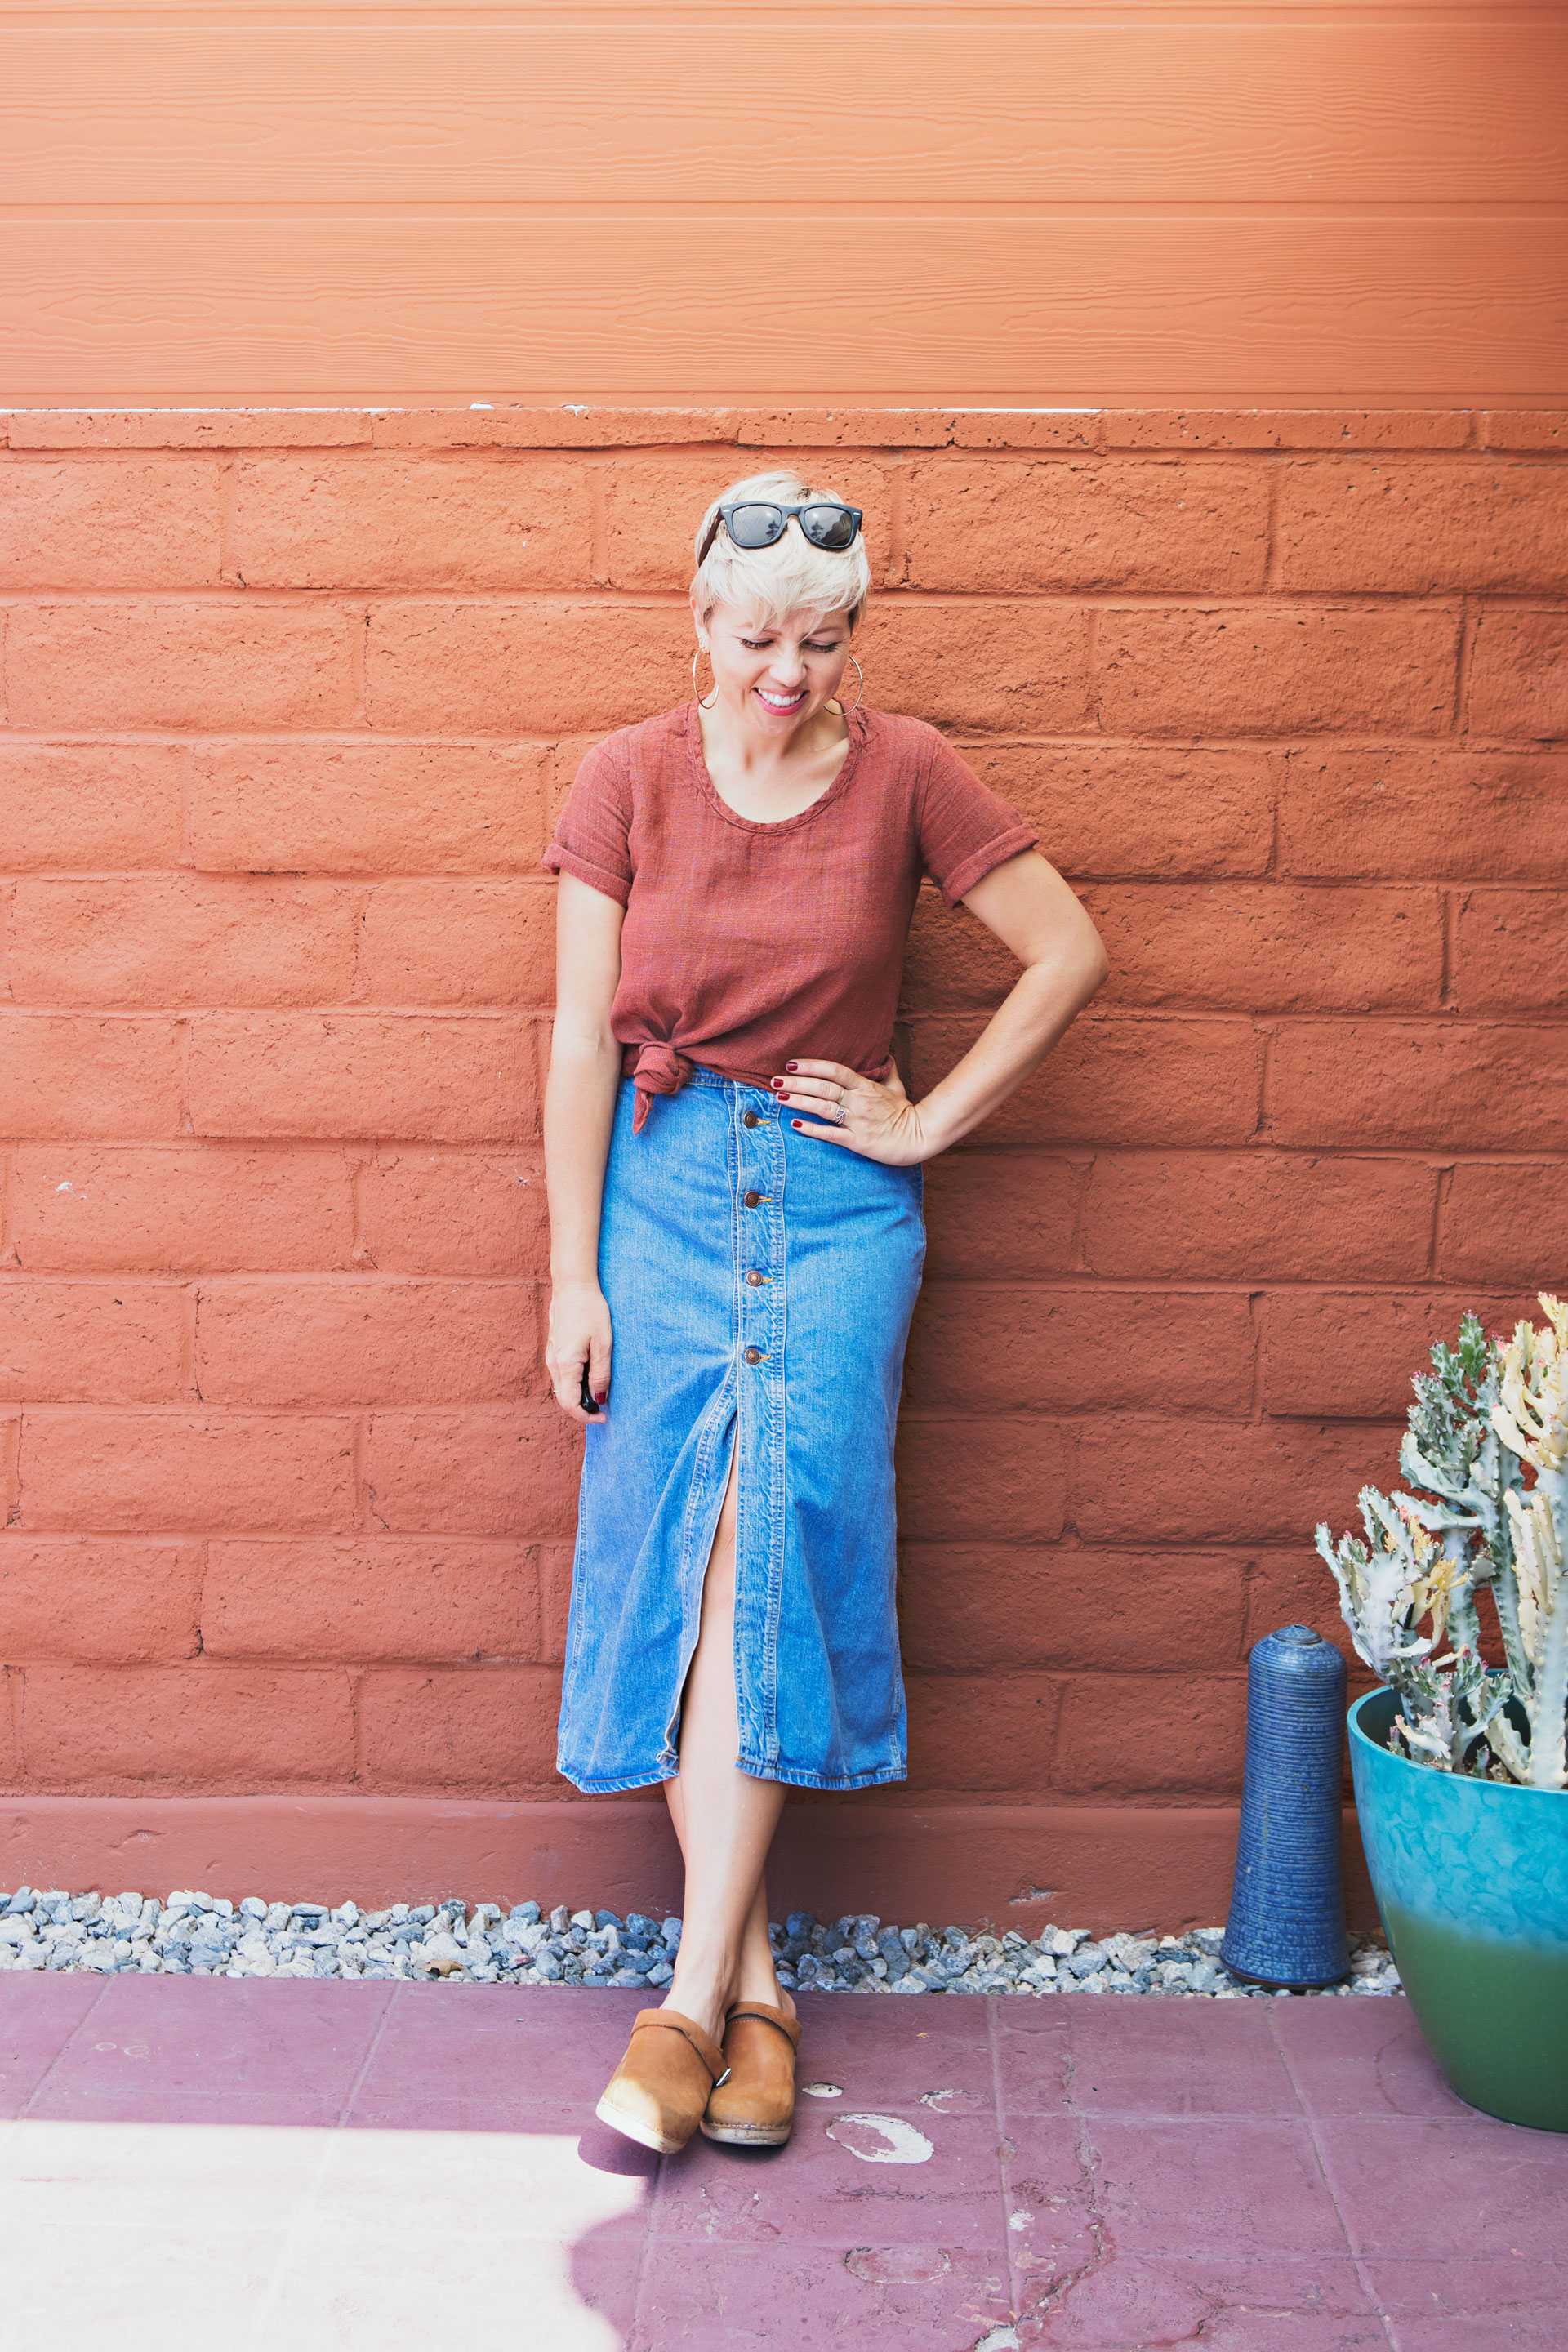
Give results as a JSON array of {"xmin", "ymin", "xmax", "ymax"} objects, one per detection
[{"xmin": 556, "ymin": 1067, "xmax": 926, "ymax": 1793}]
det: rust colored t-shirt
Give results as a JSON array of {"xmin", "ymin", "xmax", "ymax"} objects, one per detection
[{"xmin": 542, "ymin": 701, "xmax": 1038, "ymax": 1131}]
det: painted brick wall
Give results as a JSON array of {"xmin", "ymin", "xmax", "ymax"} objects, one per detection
[{"xmin": 1, "ymin": 402, "xmax": 1565, "ymax": 1923}]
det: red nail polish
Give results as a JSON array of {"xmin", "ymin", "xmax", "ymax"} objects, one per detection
[
  {"xmin": 596, "ymin": 1391, "xmax": 608, "ymax": 1404},
  {"xmin": 791, "ymin": 1119, "xmax": 802, "ymax": 1129},
  {"xmin": 786, "ymin": 1062, "xmax": 799, "ymax": 1072}
]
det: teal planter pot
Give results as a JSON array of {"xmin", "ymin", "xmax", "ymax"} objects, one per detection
[{"xmin": 1350, "ymin": 1689, "xmax": 1568, "ymax": 2132}]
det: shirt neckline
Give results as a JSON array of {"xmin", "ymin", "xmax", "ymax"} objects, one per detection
[{"xmin": 684, "ymin": 699, "xmax": 867, "ymax": 835}]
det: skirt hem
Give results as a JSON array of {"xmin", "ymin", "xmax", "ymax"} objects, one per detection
[
  {"xmin": 740, "ymin": 1757, "xmax": 908, "ymax": 1792},
  {"xmin": 556, "ymin": 1757, "xmax": 908, "ymax": 1795},
  {"xmin": 555, "ymin": 1762, "xmax": 679, "ymax": 1795}
]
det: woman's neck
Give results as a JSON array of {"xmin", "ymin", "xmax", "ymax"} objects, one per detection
[{"xmin": 697, "ymin": 697, "xmax": 853, "ymax": 823}]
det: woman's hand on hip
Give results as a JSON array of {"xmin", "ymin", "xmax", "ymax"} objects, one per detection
[
  {"xmin": 771, "ymin": 1059, "xmax": 933, "ymax": 1165},
  {"xmin": 546, "ymin": 1279, "xmax": 614, "ymax": 1423}
]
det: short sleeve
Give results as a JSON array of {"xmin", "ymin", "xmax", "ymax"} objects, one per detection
[
  {"xmin": 541, "ymin": 737, "xmax": 634, "ymax": 906},
  {"xmin": 917, "ymin": 733, "xmax": 1039, "ymax": 907}
]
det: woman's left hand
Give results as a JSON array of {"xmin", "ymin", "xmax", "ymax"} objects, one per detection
[{"xmin": 771, "ymin": 1059, "xmax": 933, "ymax": 1165}]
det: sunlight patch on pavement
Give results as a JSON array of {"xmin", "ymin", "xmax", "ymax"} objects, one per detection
[{"xmin": 0, "ymin": 2118, "xmax": 644, "ymax": 2346}]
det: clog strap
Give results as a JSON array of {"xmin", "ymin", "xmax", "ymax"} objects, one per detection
[
  {"xmin": 631, "ymin": 2007, "xmax": 729, "ymax": 2084},
  {"xmin": 724, "ymin": 2001, "xmax": 802, "ymax": 2051}
]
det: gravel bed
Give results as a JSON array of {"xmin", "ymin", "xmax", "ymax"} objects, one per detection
[{"xmin": 0, "ymin": 1888, "xmax": 1402, "ymax": 1998}]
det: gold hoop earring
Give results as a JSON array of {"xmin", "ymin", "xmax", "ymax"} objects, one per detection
[
  {"xmin": 840, "ymin": 655, "xmax": 864, "ymax": 713},
  {"xmin": 692, "ymin": 648, "xmax": 717, "ymax": 710}
]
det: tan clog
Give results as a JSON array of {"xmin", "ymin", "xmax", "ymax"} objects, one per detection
[
  {"xmin": 700, "ymin": 2001, "xmax": 802, "ymax": 2146},
  {"xmin": 596, "ymin": 2007, "xmax": 730, "ymax": 2155}
]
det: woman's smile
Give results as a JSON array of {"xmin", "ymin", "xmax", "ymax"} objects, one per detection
[{"xmin": 755, "ymin": 684, "xmax": 807, "ymax": 712}]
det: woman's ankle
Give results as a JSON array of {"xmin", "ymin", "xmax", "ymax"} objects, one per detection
[
  {"xmin": 664, "ymin": 1963, "xmax": 795, "ymax": 2036},
  {"xmin": 662, "ymin": 1966, "xmax": 734, "ymax": 2045},
  {"xmin": 734, "ymin": 1964, "xmax": 793, "ymax": 2019}
]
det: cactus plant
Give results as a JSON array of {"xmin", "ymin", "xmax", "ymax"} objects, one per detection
[{"xmin": 1316, "ymin": 1297, "xmax": 1568, "ymax": 1789}]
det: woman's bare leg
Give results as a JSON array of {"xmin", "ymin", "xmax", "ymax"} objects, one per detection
[{"xmin": 661, "ymin": 1446, "xmax": 796, "ymax": 2048}]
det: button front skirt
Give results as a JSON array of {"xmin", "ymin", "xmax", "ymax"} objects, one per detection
[{"xmin": 555, "ymin": 1069, "xmax": 926, "ymax": 1793}]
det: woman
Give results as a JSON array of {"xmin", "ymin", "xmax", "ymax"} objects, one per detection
[{"xmin": 541, "ymin": 471, "xmax": 1107, "ymax": 2156}]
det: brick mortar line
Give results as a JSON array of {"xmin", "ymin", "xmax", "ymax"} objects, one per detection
[
  {"xmin": 917, "ymin": 1274, "xmax": 1548, "ymax": 1294},
  {"xmin": 349, "ymin": 603, "xmax": 371, "ymax": 726},
  {"xmin": 0, "ymin": 726, "xmax": 1521, "ymax": 749},
  {"xmin": 0, "ymin": 1542, "xmax": 1330, "ymax": 1563},
  {"xmin": 217, "ymin": 458, "xmax": 238, "ymax": 583},
  {"xmin": 348, "ymin": 1662, "xmax": 368, "ymax": 1777},
  {"xmin": 6, "ymin": 874, "xmax": 1561, "ymax": 891},
  {"xmin": 1, "ymin": 1414, "xmax": 19, "ymax": 1527},
  {"xmin": 179, "ymin": 1283, "xmax": 198, "ymax": 1400},
  {"xmin": 6, "ymin": 586, "xmax": 1559, "ymax": 605},
  {"xmin": 1439, "ymin": 889, "xmax": 1461, "ymax": 1007},
  {"xmin": 3, "ymin": 1140, "xmax": 1565, "ymax": 1163},
  {"xmin": 1428, "ymin": 1164, "xmax": 1457, "ymax": 1281},
  {"xmin": 6, "ymin": 440, "xmax": 1559, "ymax": 461},
  {"xmin": 9, "ymin": 1004, "xmax": 1568, "ymax": 1024},
  {"xmin": 4, "ymin": 872, "xmax": 560, "ymax": 886},
  {"xmin": 19, "ymin": 1002, "xmax": 1561, "ymax": 1020},
  {"xmin": 173, "ymin": 1010, "xmax": 191, "ymax": 1135},
  {"xmin": 0, "ymin": 1138, "xmax": 1554, "ymax": 1159},
  {"xmin": 0, "ymin": 1269, "xmax": 1530, "ymax": 1288},
  {"xmin": 586, "ymin": 460, "xmax": 609, "ymax": 589},
  {"xmin": 0, "ymin": 1788, "xmax": 1261, "ymax": 1810},
  {"xmin": 1247, "ymin": 1290, "xmax": 1267, "ymax": 1421},
  {"xmin": 176, "ymin": 741, "xmax": 195, "ymax": 866},
  {"xmin": 6, "ymin": 880, "xmax": 1561, "ymax": 893},
  {"xmin": 7, "ymin": 1400, "xmax": 1405, "ymax": 1423},
  {"xmin": 884, "ymin": 452, "xmax": 909, "ymax": 586},
  {"xmin": 3, "ymin": 724, "xmax": 1560, "ymax": 750},
  {"xmin": 0, "ymin": 1276, "xmax": 542, "ymax": 1292},
  {"xmin": 1454, "ymin": 591, "xmax": 1482, "ymax": 736}
]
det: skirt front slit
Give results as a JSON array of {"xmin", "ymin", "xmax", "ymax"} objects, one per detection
[{"xmin": 556, "ymin": 1068, "xmax": 925, "ymax": 1794}]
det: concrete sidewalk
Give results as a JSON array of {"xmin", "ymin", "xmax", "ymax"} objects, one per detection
[{"xmin": 1, "ymin": 1978, "xmax": 1562, "ymax": 2350}]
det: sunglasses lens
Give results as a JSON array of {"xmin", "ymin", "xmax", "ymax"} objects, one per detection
[
  {"xmin": 800, "ymin": 505, "xmax": 857, "ymax": 549},
  {"xmin": 727, "ymin": 504, "xmax": 786, "ymax": 549}
]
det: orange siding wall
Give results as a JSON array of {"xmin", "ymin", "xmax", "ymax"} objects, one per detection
[
  {"xmin": 2, "ymin": 2, "xmax": 1566, "ymax": 405},
  {"xmin": 2, "ymin": 402, "xmax": 1565, "ymax": 1924}
]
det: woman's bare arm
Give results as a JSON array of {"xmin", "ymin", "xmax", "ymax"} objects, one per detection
[
  {"xmin": 912, "ymin": 849, "xmax": 1108, "ymax": 1152},
  {"xmin": 542, "ymin": 874, "xmax": 626, "ymax": 1423},
  {"xmin": 778, "ymin": 849, "xmax": 1107, "ymax": 1160}
]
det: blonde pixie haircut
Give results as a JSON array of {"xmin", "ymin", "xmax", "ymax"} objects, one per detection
[{"xmin": 692, "ymin": 472, "xmax": 871, "ymax": 630}]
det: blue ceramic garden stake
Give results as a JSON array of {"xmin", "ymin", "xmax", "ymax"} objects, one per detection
[{"xmin": 1221, "ymin": 1624, "xmax": 1349, "ymax": 1989}]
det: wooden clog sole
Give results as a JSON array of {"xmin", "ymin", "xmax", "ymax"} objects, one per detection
[
  {"xmin": 698, "ymin": 2112, "xmax": 794, "ymax": 2146},
  {"xmin": 595, "ymin": 2091, "xmax": 692, "ymax": 2156}
]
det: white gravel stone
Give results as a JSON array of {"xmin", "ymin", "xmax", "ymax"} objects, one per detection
[{"xmin": 0, "ymin": 1887, "xmax": 1404, "ymax": 1998}]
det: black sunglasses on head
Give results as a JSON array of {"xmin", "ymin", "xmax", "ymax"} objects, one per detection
[{"xmin": 697, "ymin": 500, "xmax": 863, "ymax": 564}]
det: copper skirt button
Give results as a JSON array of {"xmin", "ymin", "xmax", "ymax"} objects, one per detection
[
  {"xmin": 746, "ymin": 1269, "xmax": 764, "ymax": 1286},
  {"xmin": 743, "ymin": 1346, "xmax": 764, "ymax": 1365},
  {"xmin": 742, "ymin": 1189, "xmax": 763, "ymax": 1208},
  {"xmin": 742, "ymin": 1111, "xmax": 761, "ymax": 1128}
]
